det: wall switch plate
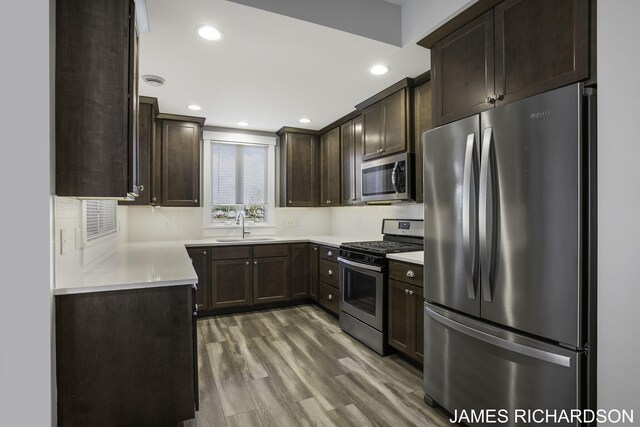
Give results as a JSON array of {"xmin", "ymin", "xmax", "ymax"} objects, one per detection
[{"xmin": 61, "ymin": 229, "xmax": 71, "ymax": 255}]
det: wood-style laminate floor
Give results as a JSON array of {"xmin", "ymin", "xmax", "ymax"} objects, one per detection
[{"xmin": 184, "ymin": 304, "xmax": 452, "ymax": 427}]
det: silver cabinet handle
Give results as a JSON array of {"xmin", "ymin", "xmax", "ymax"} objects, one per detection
[
  {"xmin": 327, "ymin": 250, "xmax": 333, "ymax": 256},
  {"xmin": 245, "ymin": 261, "xmax": 249, "ymax": 265},
  {"xmin": 326, "ymin": 200, "xmax": 331, "ymax": 204},
  {"xmin": 408, "ymin": 290, "xmax": 414, "ymax": 296},
  {"xmin": 138, "ymin": 185, "xmax": 144, "ymax": 192},
  {"xmin": 406, "ymin": 270, "xmax": 415, "ymax": 278},
  {"xmin": 289, "ymin": 200, "xmax": 292, "ymax": 204},
  {"xmin": 203, "ymin": 251, "xmax": 207, "ymax": 256},
  {"xmin": 485, "ymin": 95, "xmax": 497, "ymax": 104},
  {"xmin": 328, "ymin": 269, "xmax": 333, "ymax": 276},
  {"xmin": 405, "ymin": 289, "xmax": 409, "ymax": 294},
  {"xmin": 313, "ymin": 247, "xmax": 318, "ymax": 251},
  {"xmin": 328, "ymin": 294, "xmax": 333, "ymax": 300},
  {"xmin": 254, "ymin": 260, "xmax": 258, "ymax": 265},
  {"xmin": 194, "ymin": 199, "xmax": 198, "ymax": 204},
  {"xmin": 152, "ymin": 197, "xmax": 157, "ymax": 202}
]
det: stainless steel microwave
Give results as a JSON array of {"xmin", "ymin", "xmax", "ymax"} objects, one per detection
[{"xmin": 361, "ymin": 152, "xmax": 412, "ymax": 202}]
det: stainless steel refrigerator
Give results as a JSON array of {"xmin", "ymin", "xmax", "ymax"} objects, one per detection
[{"xmin": 422, "ymin": 83, "xmax": 596, "ymax": 425}]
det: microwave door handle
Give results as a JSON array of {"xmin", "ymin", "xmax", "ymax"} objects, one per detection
[{"xmin": 391, "ymin": 162, "xmax": 399, "ymax": 193}]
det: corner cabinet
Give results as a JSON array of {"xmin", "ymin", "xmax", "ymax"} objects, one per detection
[
  {"xmin": 56, "ymin": 0, "xmax": 140, "ymax": 199},
  {"xmin": 428, "ymin": 0, "xmax": 592, "ymax": 126},
  {"xmin": 320, "ymin": 127, "xmax": 341, "ymax": 206},
  {"xmin": 277, "ymin": 128, "xmax": 319, "ymax": 207},
  {"xmin": 340, "ymin": 116, "xmax": 364, "ymax": 205},
  {"xmin": 290, "ymin": 243, "xmax": 310, "ymax": 300},
  {"xmin": 362, "ymin": 88, "xmax": 410, "ymax": 161}
]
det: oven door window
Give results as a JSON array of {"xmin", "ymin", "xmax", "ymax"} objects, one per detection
[{"xmin": 343, "ymin": 268, "xmax": 377, "ymax": 316}]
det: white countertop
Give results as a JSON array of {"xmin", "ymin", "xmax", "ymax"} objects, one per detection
[
  {"xmin": 54, "ymin": 235, "xmax": 370, "ymax": 295},
  {"xmin": 386, "ymin": 251, "xmax": 424, "ymax": 265}
]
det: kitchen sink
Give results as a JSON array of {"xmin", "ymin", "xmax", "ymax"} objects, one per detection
[{"xmin": 215, "ymin": 237, "xmax": 276, "ymax": 243}]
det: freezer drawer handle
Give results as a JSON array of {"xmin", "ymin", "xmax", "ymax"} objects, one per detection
[{"xmin": 425, "ymin": 306, "xmax": 572, "ymax": 368}]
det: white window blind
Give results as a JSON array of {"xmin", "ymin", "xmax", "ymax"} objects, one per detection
[
  {"xmin": 85, "ymin": 200, "xmax": 117, "ymax": 241},
  {"xmin": 211, "ymin": 142, "xmax": 268, "ymax": 204}
]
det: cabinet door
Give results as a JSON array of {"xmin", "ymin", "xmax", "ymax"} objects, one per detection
[
  {"xmin": 290, "ymin": 244, "xmax": 309, "ymax": 300},
  {"xmin": 362, "ymin": 103, "xmax": 383, "ymax": 161},
  {"xmin": 120, "ymin": 99, "xmax": 153, "ymax": 206},
  {"xmin": 410, "ymin": 285, "xmax": 424, "ymax": 363},
  {"xmin": 388, "ymin": 279, "xmax": 411, "ymax": 356},
  {"xmin": 308, "ymin": 244, "xmax": 319, "ymax": 301},
  {"xmin": 381, "ymin": 89, "xmax": 408, "ymax": 157},
  {"xmin": 186, "ymin": 247, "xmax": 210, "ymax": 311},
  {"xmin": 494, "ymin": 0, "xmax": 589, "ymax": 106},
  {"xmin": 161, "ymin": 120, "xmax": 201, "ymax": 207},
  {"xmin": 211, "ymin": 258, "xmax": 252, "ymax": 308},
  {"xmin": 151, "ymin": 118, "xmax": 162, "ymax": 206},
  {"xmin": 413, "ymin": 81, "xmax": 433, "ymax": 203},
  {"xmin": 254, "ymin": 256, "xmax": 290, "ymax": 304},
  {"xmin": 128, "ymin": 1, "xmax": 140, "ymax": 198},
  {"xmin": 320, "ymin": 127, "xmax": 341, "ymax": 206},
  {"xmin": 341, "ymin": 117, "xmax": 364, "ymax": 205},
  {"xmin": 284, "ymin": 132, "xmax": 318, "ymax": 207},
  {"xmin": 432, "ymin": 10, "xmax": 495, "ymax": 126}
]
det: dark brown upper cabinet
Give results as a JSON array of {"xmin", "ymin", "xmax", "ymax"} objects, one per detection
[
  {"xmin": 56, "ymin": 0, "xmax": 140, "ymax": 199},
  {"xmin": 361, "ymin": 88, "xmax": 410, "ymax": 161},
  {"xmin": 426, "ymin": 0, "xmax": 591, "ymax": 126},
  {"xmin": 159, "ymin": 115, "xmax": 204, "ymax": 207},
  {"xmin": 413, "ymin": 76, "xmax": 433, "ymax": 203},
  {"xmin": 340, "ymin": 116, "xmax": 364, "ymax": 205},
  {"xmin": 277, "ymin": 128, "xmax": 319, "ymax": 207},
  {"xmin": 120, "ymin": 97, "xmax": 158, "ymax": 206},
  {"xmin": 320, "ymin": 127, "xmax": 341, "ymax": 206}
]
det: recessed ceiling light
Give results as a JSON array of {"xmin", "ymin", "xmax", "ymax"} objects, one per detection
[
  {"xmin": 237, "ymin": 121, "xmax": 249, "ymax": 127},
  {"xmin": 369, "ymin": 64, "xmax": 390, "ymax": 75},
  {"xmin": 196, "ymin": 25, "xmax": 223, "ymax": 41},
  {"xmin": 299, "ymin": 118, "xmax": 311, "ymax": 124},
  {"xmin": 187, "ymin": 104, "xmax": 202, "ymax": 111}
]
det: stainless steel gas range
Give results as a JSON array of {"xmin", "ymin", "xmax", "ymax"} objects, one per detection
[{"xmin": 338, "ymin": 219, "xmax": 424, "ymax": 355}]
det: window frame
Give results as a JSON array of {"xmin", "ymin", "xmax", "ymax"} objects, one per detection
[{"xmin": 202, "ymin": 130, "xmax": 277, "ymax": 230}]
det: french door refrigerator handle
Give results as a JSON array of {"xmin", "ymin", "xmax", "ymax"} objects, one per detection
[
  {"xmin": 425, "ymin": 305, "xmax": 572, "ymax": 368},
  {"xmin": 479, "ymin": 127, "xmax": 494, "ymax": 302},
  {"xmin": 462, "ymin": 133, "xmax": 478, "ymax": 300}
]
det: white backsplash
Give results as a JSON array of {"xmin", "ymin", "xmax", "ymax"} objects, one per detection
[
  {"xmin": 123, "ymin": 203, "xmax": 423, "ymax": 242},
  {"xmin": 53, "ymin": 197, "xmax": 127, "ymax": 285}
]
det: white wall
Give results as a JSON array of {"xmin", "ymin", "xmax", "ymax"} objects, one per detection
[
  {"xmin": 0, "ymin": 0, "xmax": 53, "ymax": 424},
  {"xmin": 597, "ymin": 0, "xmax": 640, "ymax": 419},
  {"xmin": 400, "ymin": 0, "xmax": 474, "ymax": 45}
]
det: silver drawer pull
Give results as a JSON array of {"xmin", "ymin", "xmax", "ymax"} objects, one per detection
[
  {"xmin": 406, "ymin": 270, "xmax": 415, "ymax": 278},
  {"xmin": 245, "ymin": 261, "xmax": 249, "ymax": 265},
  {"xmin": 328, "ymin": 269, "xmax": 333, "ymax": 276},
  {"xmin": 408, "ymin": 290, "xmax": 414, "ymax": 296},
  {"xmin": 405, "ymin": 289, "xmax": 409, "ymax": 294},
  {"xmin": 328, "ymin": 294, "xmax": 333, "ymax": 300},
  {"xmin": 327, "ymin": 250, "xmax": 333, "ymax": 256}
]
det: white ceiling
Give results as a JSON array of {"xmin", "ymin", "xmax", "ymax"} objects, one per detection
[{"xmin": 138, "ymin": 0, "xmax": 457, "ymax": 132}]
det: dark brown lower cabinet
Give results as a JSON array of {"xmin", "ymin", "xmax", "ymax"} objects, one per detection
[
  {"xmin": 388, "ymin": 279, "xmax": 424, "ymax": 363},
  {"xmin": 290, "ymin": 243, "xmax": 309, "ymax": 299},
  {"xmin": 55, "ymin": 285, "xmax": 197, "ymax": 425},
  {"xmin": 308, "ymin": 244, "xmax": 319, "ymax": 301},
  {"xmin": 187, "ymin": 247, "xmax": 210, "ymax": 311},
  {"xmin": 211, "ymin": 247, "xmax": 252, "ymax": 309},
  {"xmin": 319, "ymin": 282, "xmax": 340, "ymax": 316},
  {"xmin": 253, "ymin": 244, "xmax": 290, "ymax": 304}
]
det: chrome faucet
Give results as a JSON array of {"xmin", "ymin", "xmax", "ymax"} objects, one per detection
[{"xmin": 235, "ymin": 211, "xmax": 251, "ymax": 239}]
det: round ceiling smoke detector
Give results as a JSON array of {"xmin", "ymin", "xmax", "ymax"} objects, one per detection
[{"xmin": 141, "ymin": 74, "xmax": 166, "ymax": 87}]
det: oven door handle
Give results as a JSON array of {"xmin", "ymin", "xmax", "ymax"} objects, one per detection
[{"xmin": 338, "ymin": 257, "xmax": 383, "ymax": 272}]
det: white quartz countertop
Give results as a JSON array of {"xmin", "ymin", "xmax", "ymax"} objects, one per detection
[
  {"xmin": 54, "ymin": 235, "xmax": 372, "ymax": 295},
  {"xmin": 386, "ymin": 251, "xmax": 424, "ymax": 265}
]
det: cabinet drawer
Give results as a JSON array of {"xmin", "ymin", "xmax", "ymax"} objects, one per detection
[
  {"xmin": 389, "ymin": 260, "xmax": 423, "ymax": 288},
  {"xmin": 319, "ymin": 282, "xmax": 339, "ymax": 315},
  {"xmin": 253, "ymin": 244, "xmax": 289, "ymax": 258},
  {"xmin": 319, "ymin": 259, "xmax": 339, "ymax": 287},
  {"xmin": 211, "ymin": 246, "xmax": 251, "ymax": 260},
  {"xmin": 319, "ymin": 246, "xmax": 338, "ymax": 261}
]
